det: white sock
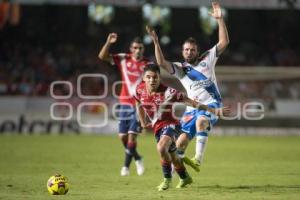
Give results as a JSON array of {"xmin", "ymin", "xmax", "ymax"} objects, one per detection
[{"xmin": 195, "ymin": 135, "xmax": 208, "ymax": 164}]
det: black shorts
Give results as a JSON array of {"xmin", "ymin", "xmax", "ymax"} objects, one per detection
[{"xmin": 155, "ymin": 124, "xmax": 181, "ymax": 153}]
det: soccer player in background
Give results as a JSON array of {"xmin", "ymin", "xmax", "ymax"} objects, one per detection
[
  {"xmin": 146, "ymin": 1, "xmax": 230, "ymax": 169},
  {"xmin": 135, "ymin": 64, "xmax": 229, "ymax": 191},
  {"xmin": 98, "ymin": 33, "xmax": 150, "ymax": 176}
]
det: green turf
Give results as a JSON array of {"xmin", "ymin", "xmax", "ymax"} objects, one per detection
[{"xmin": 0, "ymin": 134, "xmax": 300, "ymax": 200}]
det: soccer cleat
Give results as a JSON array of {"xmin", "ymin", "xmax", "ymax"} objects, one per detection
[
  {"xmin": 120, "ymin": 166, "xmax": 130, "ymax": 176},
  {"xmin": 157, "ymin": 178, "xmax": 172, "ymax": 191},
  {"xmin": 135, "ymin": 159, "xmax": 145, "ymax": 176},
  {"xmin": 182, "ymin": 156, "xmax": 200, "ymax": 172},
  {"xmin": 176, "ymin": 173, "xmax": 193, "ymax": 188},
  {"xmin": 191, "ymin": 157, "xmax": 201, "ymax": 166}
]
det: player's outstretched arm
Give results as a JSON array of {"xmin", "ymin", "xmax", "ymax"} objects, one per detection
[
  {"xmin": 210, "ymin": 106, "xmax": 231, "ymax": 117},
  {"xmin": 98, "ymin": 33, "xmax": 118, "ymax": 62},
  {"xmin": 146, "ymin": 26, "xmax": 173, "ymax": 73},
  {"xmin": 209, "ymin": 2, "xmax": 229, "ymax": 56},
  {"xmin": 182, "ymin": 95, "xmax": 210, "ymax": 111},
  {"xmin": 182, "ymin": 94, "xmax": 231, "ymax": 117}
]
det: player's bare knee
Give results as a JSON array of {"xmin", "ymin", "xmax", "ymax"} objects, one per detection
[
  {"xmin": 176, "ymin": 139, "xmax": 187, "ymax": 151},
  {"xmin": 156, "ymin": 143, "xmax": 168, "ymax": 155},
  {"xmin": 176, "ymin": 137, "xmax": 183, "ymax": 149},
  {"xmin": 177, "ymin": 133, "xmax": 189, "ymax": 150},
  {"xmin": 196, "ymin": 117, "xmax": 209, "ymax": 130},
  {"xmin": 118, "ymin": 134, "xmax": 128, "ymax": 140}
]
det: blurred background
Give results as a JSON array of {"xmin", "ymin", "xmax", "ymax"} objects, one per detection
[{"xmin": 0, "ymin": 0, "xmax": 300, "ymax": 135}]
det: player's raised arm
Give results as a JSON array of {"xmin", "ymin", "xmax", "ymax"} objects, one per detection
[
  {"xmin": 98, "ymin": 33, "xmax": 118, "ymax": 62},
  {"xmin": 146, "ymin": 26, "xmax": 174, "ymax": 74},
  {"xmin": 209, "ymin": 2, "xmax": 229, "ymax": 56},
  {"xmin": 181, "ymin": 94, "xmax": 230, "ymax": 117}
]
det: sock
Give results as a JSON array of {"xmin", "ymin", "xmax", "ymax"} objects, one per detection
[
  {"xmin": 195, "ymin": 131, "xmax": 208, "ymax": 164},
  {"xmin": 127, "ymin": 141, "xmax": 142, "ymax": 161},
  {"xmin": 124, "ymin": 149, "xmax": 133, "ymax": 168},
  {"xmin": 174, "ymin": 164, "xmax": 187, "ymax": 179},
  {"xmin": 160, "ymin": 160, "xmax": 172, "ymax": 179},
  {"xmin": 121, "ymin": 136, "xmax": 128, "ymax": 148}
]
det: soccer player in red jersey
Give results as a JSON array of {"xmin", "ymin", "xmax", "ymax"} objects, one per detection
[
  {"xmin": 98, "ymin": 33, "xmax": 150, "ymax": 176},
  {"xmin": 135, "ymin": 64, "xmax": 228, "ymax": 190}
]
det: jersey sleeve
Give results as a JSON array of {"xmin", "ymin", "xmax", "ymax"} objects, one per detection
[
  {"xmin": 111, "ymin": 53, "xmax": 126, "ymax": 66},
  {"xmin": 170, "ymin": 62, "xmax": 185, "ymax": 79},
  {"xmin": 206, "ymin": 45, "xmax": 218, "ymax": 69},
  {"xmin": 165, "ymin": 87, "xmax": 185, "ymax": 102}
]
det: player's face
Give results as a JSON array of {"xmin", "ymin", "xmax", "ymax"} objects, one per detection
[
  {"xmin": 130, "ymin": 42, "xmax": 144, "ymax": 60},
  {"xmin": 182, "ymin": 42, "xmax": 198, "ymax": 64},
  {"xmin": 143, "ymin": 71, "xmax": 160, "ymax": 93}
]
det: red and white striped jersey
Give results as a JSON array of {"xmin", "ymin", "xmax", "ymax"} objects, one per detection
[
  {"xmin": 135, "ymin": 82, "xmax": 185, "ymax": 134},
  {"xmin": 112, "ymin": 53, "xmax": 150, "ymax": 105}
]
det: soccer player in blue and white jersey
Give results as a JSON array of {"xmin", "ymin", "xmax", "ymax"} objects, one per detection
[{"xmin": 147, "ymin": 1, "xmax": 230, "ymax": 169}]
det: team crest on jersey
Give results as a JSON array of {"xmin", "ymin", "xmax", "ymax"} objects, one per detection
[
  {"xmin": 154, "ymin": 95, "xmax": 163, "ymax": 105},
  {"xmin": 199, "ymin": 62, "xmax": 207, "ymax": 67}
]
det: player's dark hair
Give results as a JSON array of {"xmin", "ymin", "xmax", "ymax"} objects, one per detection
[
  {"xmin": 183, "ymin": 37, "xmax": 198, "ymax": 46},
  {"xmin": 143, "ymin": 64, "xmax": 160, "ymax": 74},
  {"xmin": 130, "ymin": 37, "xmax": 143, "ymax": 45}
]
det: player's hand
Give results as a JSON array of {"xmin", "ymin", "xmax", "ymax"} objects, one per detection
[
  {"xmin": 214, "ymin": 106, "xmax": 231, "ymax": 117},
  {"xmin": 146, "ymin": 25, "xmax": 159, "ymax": 43},
  {"xmin": 141, "ymin": 122, "xmax": 152, "ymax": 129},
  {"xmin": 209, "ymin": 1, "xmax": 223, "ymax": 19},
  {"xmin": 106, "ymin": 33, "xmax": 118, "ymax": 44}
]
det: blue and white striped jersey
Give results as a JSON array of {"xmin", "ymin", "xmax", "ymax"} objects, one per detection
[{"xmin": 171, "ymin": 45, "xmax": 222, "ymax": 111}]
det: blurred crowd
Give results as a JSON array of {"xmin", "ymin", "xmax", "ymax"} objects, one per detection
[
  {"xmin": 0, "ymin": 41, "xmax": 117, "ymax": 96},
  {"xmin": 0, "ymin": 4, "xmax": 300, "ymax": 100}
]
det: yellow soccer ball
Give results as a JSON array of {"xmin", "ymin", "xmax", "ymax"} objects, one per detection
[{"xmin": 47, "ymin": 174, "xmax": 69, "ymax": 195}]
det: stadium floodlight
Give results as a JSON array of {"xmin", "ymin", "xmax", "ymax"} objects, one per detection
[
  {"xmin": 88, "ymin": 3, "xmax": 114, "ymax": 24},
  {"xmin": 198, "ymin": 6, "xmax": 227, "ymax": 36},
  {"xmin": 143, "ymin": 3, "xmax": 171, "ymax": 45}
]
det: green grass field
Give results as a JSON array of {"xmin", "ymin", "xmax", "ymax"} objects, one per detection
[{"xmin": 0, "ymin": 134, "xmax": 300, "ymax": 200}]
